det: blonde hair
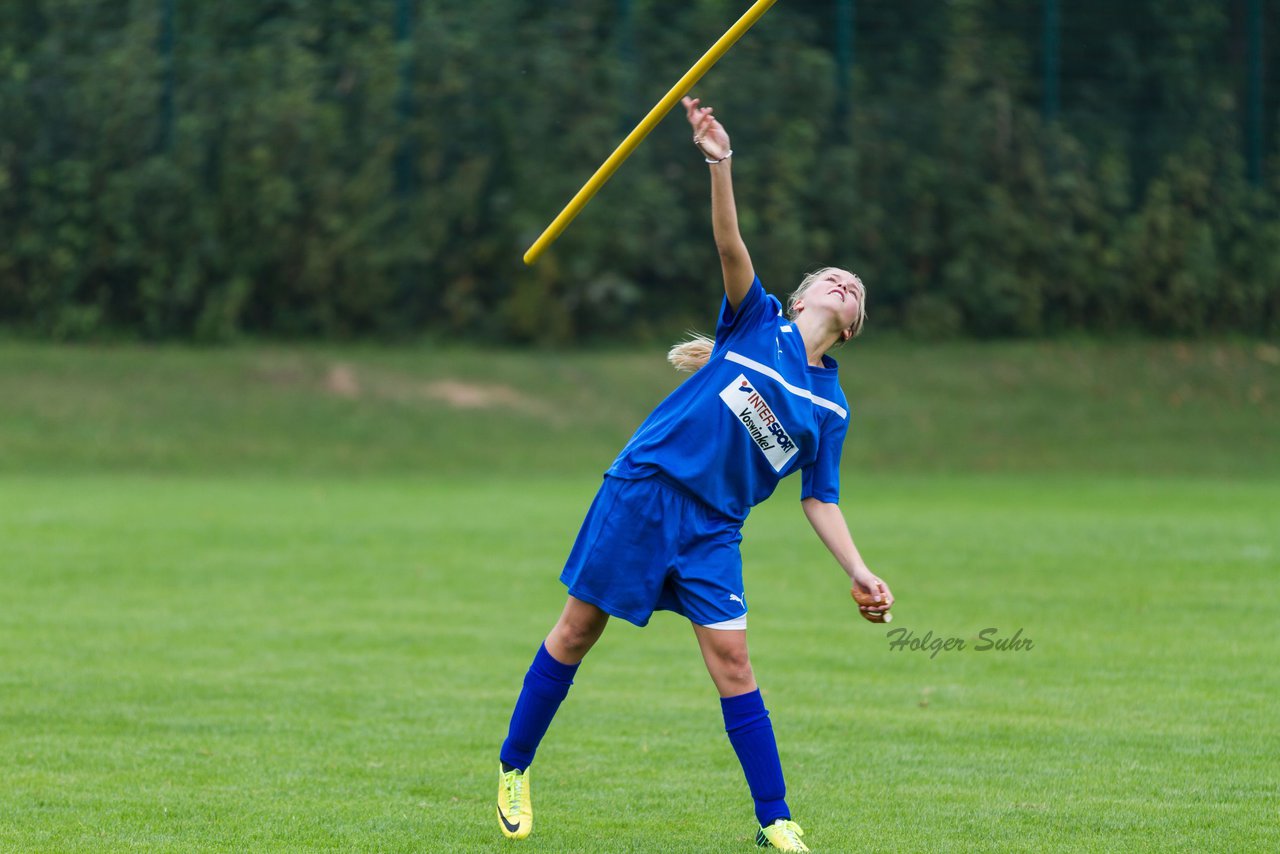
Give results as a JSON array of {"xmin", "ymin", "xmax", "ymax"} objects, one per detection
[
  {"xmin": 667, "ymin": 268, "xmax": 867, "ymax": 373},
  {"xmin": 667, "ymin": 333, "xmax": 716, "ymax": 372}
]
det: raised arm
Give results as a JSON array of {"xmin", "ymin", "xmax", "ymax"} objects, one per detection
[
  {"xmin": 802, "ymin": 497, "xmax": 895, "ymax": 623},
  {"xmin": 683, "ymin": 96, "xmax": 754, "ymax": 310}
]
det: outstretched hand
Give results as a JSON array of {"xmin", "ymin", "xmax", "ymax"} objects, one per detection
[
  {"xmin": 851, "ymin": 571, "xmax": 894, "ymax": 624},
  {"xmin": 682, "ymin": 96, "xmax": 731, "ymax": 161}
]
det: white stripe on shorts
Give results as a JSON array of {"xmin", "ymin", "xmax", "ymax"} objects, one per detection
[{"xmin": 700, "ymin": 615, "xmax": 747, "ymax": 631}]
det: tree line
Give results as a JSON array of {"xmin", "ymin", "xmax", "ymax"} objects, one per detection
[{"xmin": 1, "ymin": 0, "xmax": 1276, "ymax": 341}]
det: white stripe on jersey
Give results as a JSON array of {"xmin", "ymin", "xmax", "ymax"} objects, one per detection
[{"xmin": 724, "ymin": 350, "xmax": 848, "ymax": 419}]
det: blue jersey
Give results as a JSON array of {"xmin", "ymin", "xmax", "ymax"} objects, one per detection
[{"xmin": 608, "ymin": 276, "xmax": 850, "ymax": 521}]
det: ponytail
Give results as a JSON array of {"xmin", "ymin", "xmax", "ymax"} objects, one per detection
[{"xmin": 666, "ymin": 333, "xmax": 715, "ymax": 373}]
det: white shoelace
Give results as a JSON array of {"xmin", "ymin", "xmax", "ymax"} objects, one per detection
[
  {"xmin": 771, "ymin": 820, "xmax": 805, "ymax": 849},
  {"xmin": 505, "ymin": 774, "xmax": 523, "ymax": 812}
]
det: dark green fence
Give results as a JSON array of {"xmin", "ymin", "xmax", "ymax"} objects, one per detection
[{"xmin": 1, "ymin": 0, "xmax": 1276, "ymax": 341}]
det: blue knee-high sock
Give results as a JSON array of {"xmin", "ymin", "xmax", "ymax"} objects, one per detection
[
  {"xmin": 721, "ymin": 688, "xmax": 789, "ymax": 826},
  {"xmin": 500, "ymin": 643, "xmax": 580, "ymax": 771}
]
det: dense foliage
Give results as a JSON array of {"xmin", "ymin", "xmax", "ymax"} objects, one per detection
[{"xmin": 2, "ymin": 0, "xmax": 1277, "ymax": 340}]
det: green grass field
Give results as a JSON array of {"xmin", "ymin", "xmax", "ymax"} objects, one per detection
[{"xmin": 2, "ymin": 339, "xmax": 1277, "ymax": 852}]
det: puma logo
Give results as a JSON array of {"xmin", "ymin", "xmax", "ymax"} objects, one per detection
[{"xmin": 729, "ymin": 594, "xmax": 745, "ymax": 607}]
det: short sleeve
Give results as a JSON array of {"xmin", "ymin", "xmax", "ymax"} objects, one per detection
[
  {"xmin": 800, "ymin": 415, "xmax": 849, "ymax": 504},
  {"xmin": 714, "ymin": 276, "xmax": 781, "ymax": 347}
]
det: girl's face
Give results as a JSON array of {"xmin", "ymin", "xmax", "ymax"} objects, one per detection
[{"xmin": 797, "ymin": 269, "xmax": 864, "ymax": 336}]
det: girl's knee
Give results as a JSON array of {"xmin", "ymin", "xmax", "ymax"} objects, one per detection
[
  {"xmin": 549, "ymin": 609, "xmax": 606, "ymax": 659},
  {"xmin": 707, "ymin": 644, "xmax": 754, "ymax": 687}
]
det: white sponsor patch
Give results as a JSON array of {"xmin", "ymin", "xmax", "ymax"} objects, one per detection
[{"xmin": 719, "ymin": 374, "xmax": 799, "ymax": 472}]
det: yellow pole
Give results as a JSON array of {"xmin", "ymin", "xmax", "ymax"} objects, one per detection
[{"xmin": 523, "ymin": 0, "xmax": 778, "ymax": 266}]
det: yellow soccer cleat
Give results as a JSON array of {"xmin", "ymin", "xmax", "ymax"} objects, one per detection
[
  {"xmin": 756, "ymin": 818, "xmax": 809, "ymax": 852},
  {"xmin": 497, "ymin": 765, "xmax": 532, "ymax": 840}
]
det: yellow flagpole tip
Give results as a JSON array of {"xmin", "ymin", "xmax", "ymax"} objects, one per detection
[{"xmin": 522, "ymin": 0, "xmax": 778, "ymax": 265}]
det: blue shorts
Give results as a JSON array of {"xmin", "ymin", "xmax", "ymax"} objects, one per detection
[{"xmin": 560, "ymin": 475, "xmax": 748, "ymax": 629}]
